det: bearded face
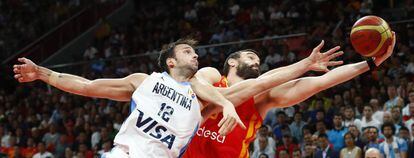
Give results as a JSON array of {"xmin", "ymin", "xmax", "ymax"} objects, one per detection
[{"xmin": 236, "ymin": 61, "xmax": 260, "ymax": 79}]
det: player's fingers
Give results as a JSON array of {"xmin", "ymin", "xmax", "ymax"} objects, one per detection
[
  {"xmin": 326, "ymin": 51, "xmax": 343, "ymax": 61},
  {"xmin": 14, "ymin": 74, "xmax": 22, "ymax": 79},
  {"xmin": 327, "ymin": 61, "xmax": 343, "ymax": 67},
  {"xmin": 228, "ymin": 122, "xmax": 237, "ymax": 133},
  {"xmin": 218, "ymin": 116, "xmax": 226, "ymax": 127},
  {"xmin": 17, "ymin": 58, "xmax": 27, "ymax": 63},
  {"xmin": 236, "ymin": 118, "xmax": 246, "ymax": 129},
  {"xmin": 13, "ymin": 68, "xmax": 21, "ymax": 73},
  {"xmin": 219, "ymin": 118, "xmax": 232, "ymax": 135},
  {"xmin": 219, "ymin": 118, "xmax": 235, "ymax": 136},
  {"xmin": 313, "ymin": 40, "xmax": 324, "ymax": 52},
  {"xmin": 322, "ymin": 46, "xmax": 340, "ymax": 57},
  {"xmin": 13, "ymin": 65, "xmax": 22, "ymax": 70},
  {"xmin": 218, "ymin": 119, "xmax": 228, "ymax": 135},
  {"xmin": 18, "ymin": 77, "xmax": 25, "ymax": 83}
]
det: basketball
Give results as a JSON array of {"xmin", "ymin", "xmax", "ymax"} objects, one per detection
[{"xmin": 350, "ymin": 16, "xmax": 393, "ymax": 57}]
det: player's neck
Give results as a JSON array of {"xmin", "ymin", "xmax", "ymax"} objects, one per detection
[
  {"xmin": 168, "ymin": 69, "xmax": 193, "ymax": 82},
  {"xmin": 226, "ymin": 72, "xmax": 244, "ymax": 86}
]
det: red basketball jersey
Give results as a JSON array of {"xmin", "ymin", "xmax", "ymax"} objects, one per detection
[{"xmin": 183, "ymin": 76, "xmax": 263, "ymax": 158}]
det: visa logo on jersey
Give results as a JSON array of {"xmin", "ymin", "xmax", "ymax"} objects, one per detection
[{"xmin": 135, "ymin": 109, "xmax": 176, "ymax": 149}]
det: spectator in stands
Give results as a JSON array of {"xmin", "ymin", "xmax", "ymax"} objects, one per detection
[
  {"xmin": 343, "ymin": 106, "xmax": 359, "ymax": 128},
  {"xmin": 340, "ymin": 132, "xmax": 362, "ymax": 158},
  {"xmin": 402, "ymin": 92, "xmax": 414, "ymax": 118},
  {"xmin": 292, "ymin": 148, "xmax": 301, "ymax": 158},
  {"xmin": 251, "ymin": 136, "xmax": 275, "ymax": 158},
  {"xmin": 391, "ymin": 106, "xmax": 403, "ymax": 125},
  {"xmin": 273, "ymin": 111, "xmax": 289, "ymax": 140},
  {"xmin": 398, "ymin": 126, "xmax": 411, "ymax": 142},
  {"xmin": 254, "ymin": 125, "xmax": 275, "ymax": 151},
  {"xmin": 383, "ymin": 111, "xmax": 401, "ymax": 133},
  {"xmin": 364, "ymin": 127, "xmax": 381, "ymax": 151},
  {"xmin": 278, "ymin": 148, "xmax": 290, "ymax": 158},
  {"xmin": 384, "ymin": 85, "xmax": 404, "ymax": 111},
  {"xmin": 303, "ymin": 143, "xmax": 315, "ymax": 158},
  {"xmin": 33, "ymin": 142, "xmax": 54, "ymax": 158},
  {"xmin": 405, "ymin": 103, "xmax": 414, "ymax": 134},
  {"xmin": 348, "ymin": 124, "xmax": 365, "ymax": 149},
  {"xmin": 290, "ymin": 112, "xmax": 306, "ymax": 142},
  {"xmin": 356, "ymin": 105, "xmax": 381, "ymax": 131},
  {"xmin": 370, "ymin": 99, "xmax": 384, "ymax": 123},
  {"xmin": 327, "ymin": 112, "xmax": 348, "ymax": 152},
  {"xmin": 42, "ymin": 124, "xmax": 60, "ymax": 152},
  {"xmin": 365, "ymin": 148, "xmax": 382, "ymax": 158},
  {"xmin": 314, "ymin": 121, "xmax": 328, "ymax": 136},
  {"xmin": 314, "ymin": 133, "xmax": 338, "ymax": 158},
  {"xmin": 276, "ymin": 134, "xmax": 298, "ymax": 157},
  {"xmin": 379, "ymin": 123, "xmax": 408, "ymax": 158}
]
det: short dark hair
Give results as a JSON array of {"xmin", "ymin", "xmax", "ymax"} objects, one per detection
[
  {"xmin": 294, "ymin": 111, "xmax": 303, "ymax": 117},
  {"xmin": 318, "ymin": 133, "xmax": 328, "ymax": 139},
  {"xmin": 333, "ymin": 112, "xmax": 343, "ymax": 118},
  {"xmin": 344, "ymin": 106, "xmax": 354, "ymax": 111},
  {"xmin": 158, "ymin": 38, "xmax": 198, "ymax": 73},
  {"xmin": 364, "ymin": 104, "xmax": 373, "ymax": 110},
  {"xmin": 276, "ymin": 111, "xmax": 287, "ymax": 117},
  {"xmin": 399, "ymin": 125, "xmax": 409, "ymax": 132},
  {"xmin": 387, "ymin": 84, "xmax": 397, "ymax": 89},
  {"xmin": 381, "ymin": 122, "xmax": 396, "ymax": 135},
  {"xmin": 222, "ymin": 49, "xmax": 259, "ymax": 76}
]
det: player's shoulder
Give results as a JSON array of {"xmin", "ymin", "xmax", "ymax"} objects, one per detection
[
  {"xmin": 125, "ymin": 73, "xmax": 150, "ymax": 89},
  {"xmin": 195, "ymin": 67, "xmax": 222, "ymax": 84},
  {"xmin": 127, "ymin": 73, "xmax": 150, "ymax": 80}
]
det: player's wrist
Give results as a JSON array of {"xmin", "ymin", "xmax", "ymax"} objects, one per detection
[
  {"xmin": 48, "ymin": 71, "xmax": 61, "ymax": 87},
  {"xmin": 303, "ymin": 57, "xmax": 316, "ymax": 71}
]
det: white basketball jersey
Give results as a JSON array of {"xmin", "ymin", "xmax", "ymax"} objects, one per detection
[{"xmin": 113, "ymin": 72, "xmax": 202, "ymax": 158}]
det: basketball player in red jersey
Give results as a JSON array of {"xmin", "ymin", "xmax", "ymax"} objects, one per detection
[{"xmin": 183, "ymin": 32, "xmax": 396, "ymax": 158}]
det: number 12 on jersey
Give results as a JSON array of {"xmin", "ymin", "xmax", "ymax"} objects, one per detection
[{"xmin": 158, "ymin": 103, "xmax": 174, "ymax": 122}]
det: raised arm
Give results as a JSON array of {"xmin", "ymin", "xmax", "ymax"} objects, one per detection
[
  {"xmin": 190, "ymin": 76, "xmax": 246, "ymax": 135},
  {"xmin": 13, "ymin": 58, "xmax": 147, "ymax": 102},
  {"xmin": 195, "ymin": 41, "xmax": 343, "ymax": 107},
  {"xmin": 262, "ymin": 32, "xmax": 396, "ymax": 110},
  {"xmin": 260, "ymin": 40, "xmax": 343, "ymax": 78}
]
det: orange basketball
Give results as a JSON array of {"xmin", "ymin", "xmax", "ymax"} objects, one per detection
[{"xmin": 350, "ymin": 16, "xmax": 392, "ymax": 57}]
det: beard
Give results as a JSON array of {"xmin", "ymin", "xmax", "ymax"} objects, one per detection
[
  {"xmin": 384, "ymin": 134, "xmax": 392, "ymax": 139},
  {"xmin": 236, "ymin": 62, "xmax": 260, "ymax": 79}
]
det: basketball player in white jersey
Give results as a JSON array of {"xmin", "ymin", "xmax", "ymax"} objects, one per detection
[{"xmin": 13, "ymin": 38, "xmax": 247, "ymax": 157}]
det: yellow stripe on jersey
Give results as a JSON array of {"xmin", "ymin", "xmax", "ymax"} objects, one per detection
[{"xmin": 238, "ymin": 114, "xmax": 259, "ymax": 158}]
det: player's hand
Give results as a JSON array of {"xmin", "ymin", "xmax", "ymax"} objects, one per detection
[
  {"xmin": 373, "ymin": 31, "xmax": 396, "ymax": 66},
  {"xmin": 307, "ymin": 40, "xmax": 344, "ymax": 72},
  {"xmin": 218, "ymin": 105, "xmax": 246, "ymax": 136},
  {"xmin": 13, "ymin": 57, "xmax": 39, "ymax": 82}
]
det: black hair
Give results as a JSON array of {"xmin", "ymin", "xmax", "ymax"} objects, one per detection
[{"xmin": 158, "ymin": 38, "xmax": 198, "ymax": 73}]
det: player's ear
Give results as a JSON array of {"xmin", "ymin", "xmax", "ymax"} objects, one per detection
[
  {"xmin": 228, "ymin": 58, "xmax": 237, "ymax": 67},
  {"xmin": 166, "ymin": 58, "xmax": 176, "ymax": 68}
]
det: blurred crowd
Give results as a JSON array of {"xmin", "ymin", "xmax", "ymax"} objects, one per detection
[
  {"xmin": 2, "ymin": 0, "xmax": 414, "ymax": 157},
  {"xmin": 0, "ymin": 0, "xmax": 89, "ymax": 62}
]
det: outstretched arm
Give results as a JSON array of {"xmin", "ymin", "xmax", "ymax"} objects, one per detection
[
  {"xmin": 196, "ymin": 41, "xmax": 343, "ymax": 106},
  {"xmin": 13, "ymin": 58, "xmax": 146, "ymax": 101},
  {"xmin": 263, "ymin": 32, "xmax": 396, "ymax": 109},
  {"xmin": 190, "ymin": 77, "xmax": 246, "ymax": 135},
  {"xmin": 260, "ymin": 40, "xmax": 343, "ymax": 78}
]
